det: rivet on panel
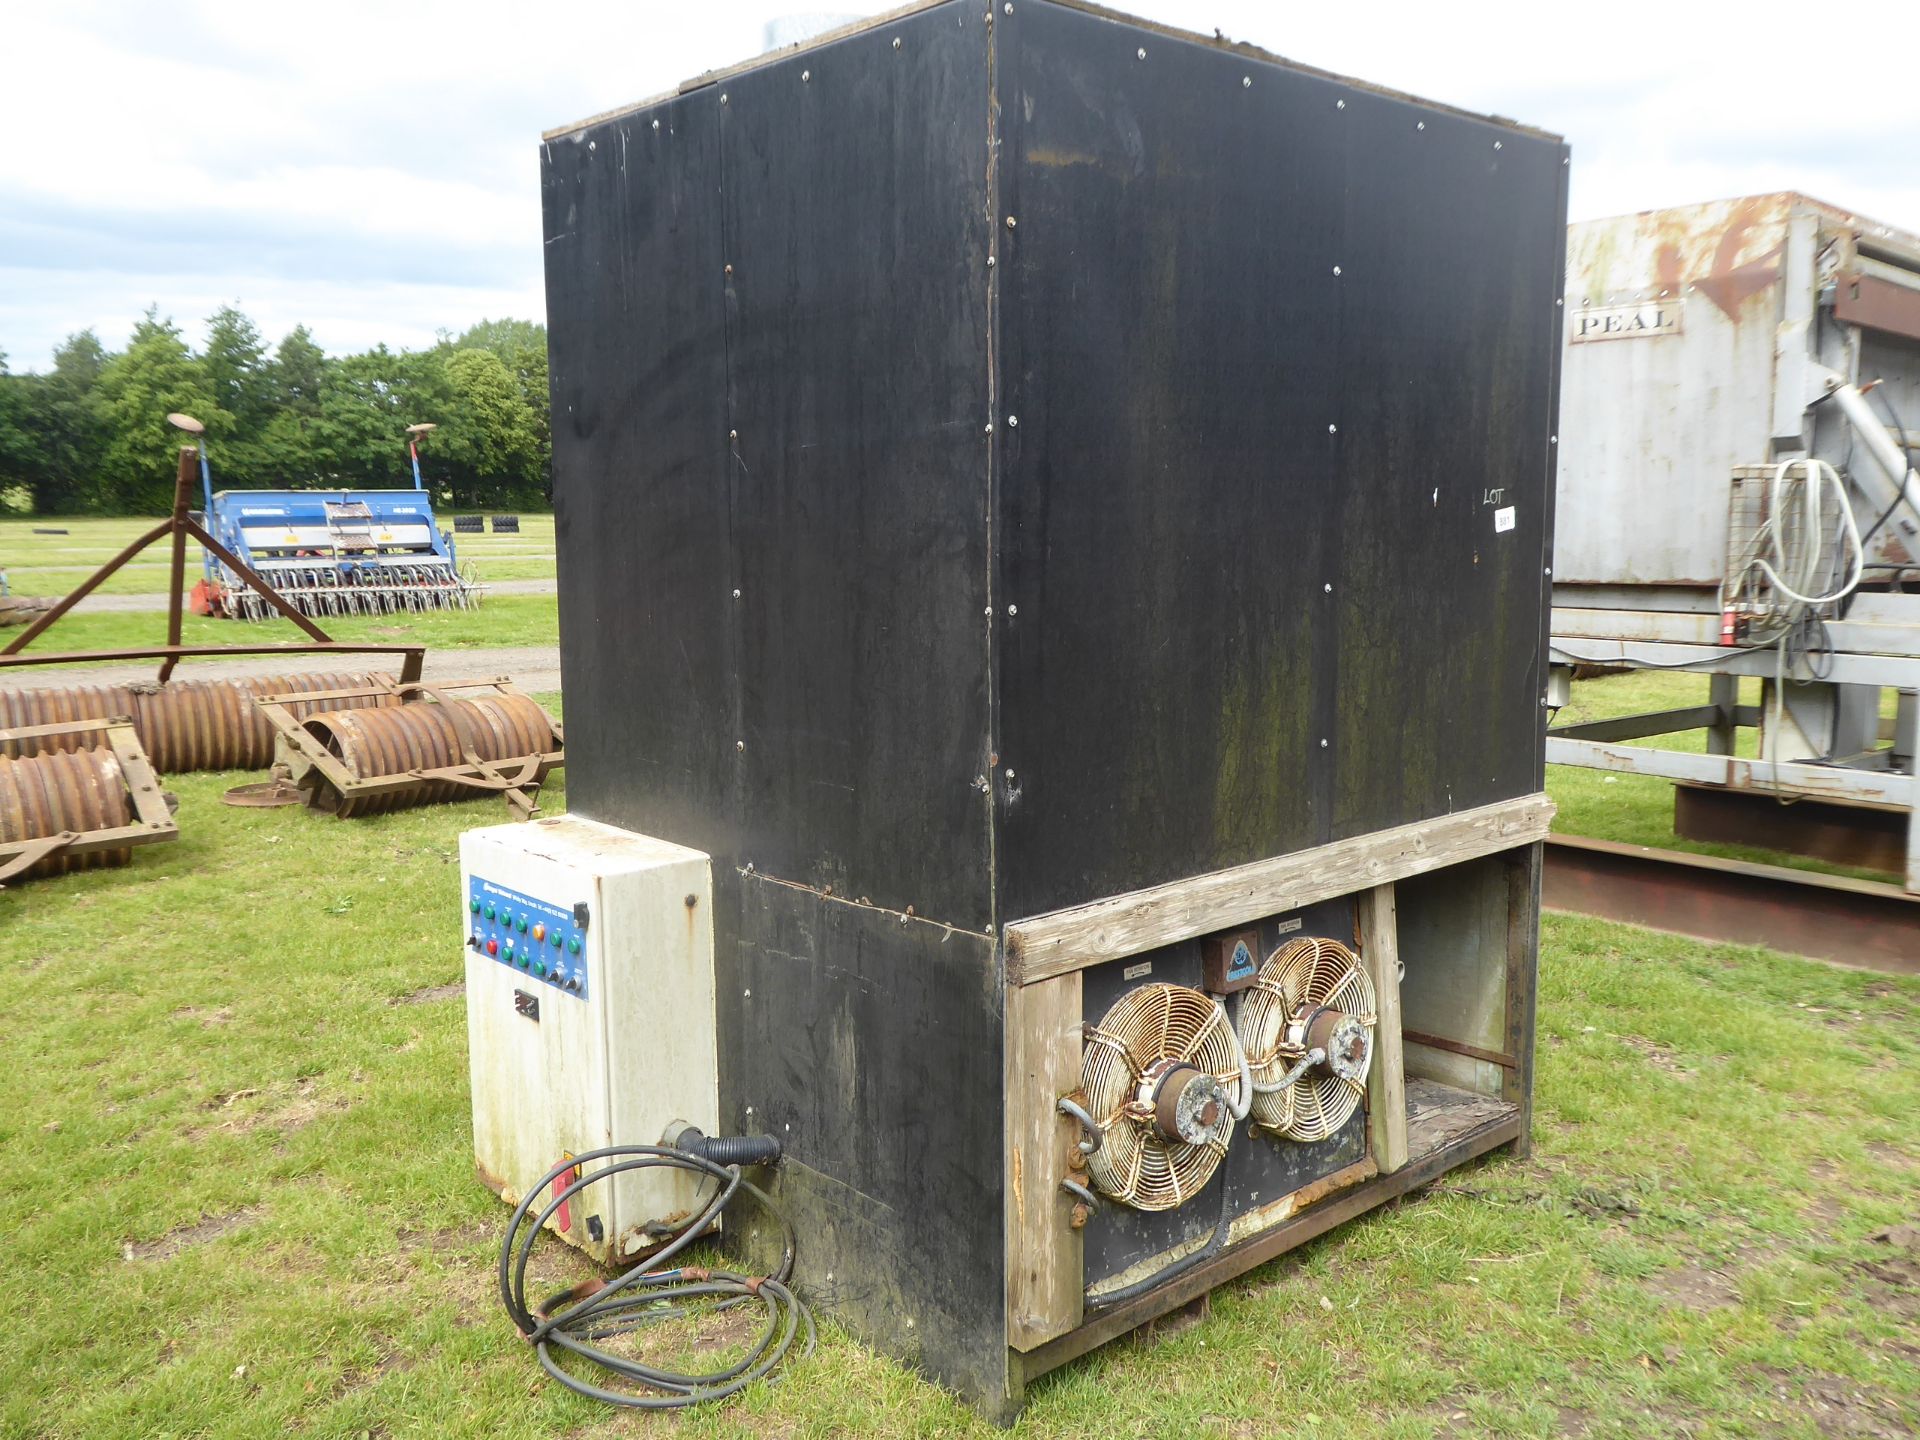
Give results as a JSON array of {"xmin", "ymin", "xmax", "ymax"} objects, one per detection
[
  {"xmin": 1007, "ymin": 415, "xmax": 1018, "ymax": 427},
  {"xmin": 732, "ymin": 588, "xmax": 742, "ymax": 599},
  {"xmin": 1136, "ymin": 47, "xmax": 1146, "ymax": 60},
  {"xmin": 1332, "ymin": 265, "xmax": 1342, "ymax": 277},
  {"xmin": 725, "ymin": 263, "xmax": 734, "ymax": 275},
  {"xmin": 1007, "ymin": 603, "xmax": 1018, "ymax": 616},
  {"xmin": 1243, "ymin": 76, "xmax": 1252, "ymax": 88},
  {"xmin": 1005, "ymin": 769, "xmax": 1015, "ymax": 780},
  {"xmin": 984, "ymin": 605, "xmax": 994, "ymax": 616},
  {"xmin": 1416, "ymin": 121, "xmax": 1425, "ymax": 131},
  {"xmin": 744, "ymin": 988, "xmax": 752, "ymax": 998},
  {"xmin": 1005, "ymin": 215, "xmax": 1017, "ymax": 229},
  {"xmin": 987, "ymin": 255, "xmax": 996, "ymax": 267},
  {"xmin": 588, "ymin": 140, "xmax": 596, "ymax": 151},
  {"xmin": 1336, "ymin": 99, "xmax": 1346, "ymax": 110},
  {"xmin": 1323, "ymin": 582, "xmax": 1333, "ymax": 594},
  {"xmin": 729, "ymin": 429, "xmax": 738, "ymax": 440},
  {"xmin": 1328, "ymin": 423, "xmax": 1338, "ymax": 434},
  {"xmin": 720, "ymin": 93, "xmax": 729, "ymax": 105},
  {"xmin": 893, "ymin": 36, "xmax": 902, "ymax": 49},
  {"xmin": 736, "ymin": 740, "xmax": 745, "ymax": 751},
  {"xmin": 802, "ymin": 69, "xmax": 811, "ymax": 82},
  {"xmin": 1493, "ymin": 140, "xmax": 1503, "ymax": 151},
  {"xmin": 651, "ymin": 119, "xmax": 660, "ymax": 131},
  {"xmin": 984, "ymin": 422, "xmax": 994, "ymax": 434},
  {"xmin": 1320, "ymin": 738, "xmax": 1329, "ymax": 748},
  {"xmin": 1550, "ymin": 435, "xmax": 1558, "ymax": 444}
]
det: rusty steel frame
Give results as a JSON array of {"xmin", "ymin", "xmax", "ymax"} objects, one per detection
[
  {"xmin": 0, "ymin": 716, "xmax": 178, "ymax": 883},
  {"xmin": 256, "ymin": 676, "xmax": 565, "ymax": 821},
  {"xmin": 1542, "ymin": 833, "xmax": 1920, "ymax": 975},
  {"xmin": 1673, "ymin": 782, "xmax": 1908, "ymax": 875},
  {"xmin": 0, "ymin": 445, "xmax": 425, "ymax": 686}
]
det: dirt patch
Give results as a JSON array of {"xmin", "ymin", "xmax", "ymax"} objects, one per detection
[
  {"xmin": 171, "ymin": 1005, "xmax": 233, "ymax": 1026},
  {"xmin": 1866, "ymin": 1142, "xmax": 1916, "ymax": 1171},
  {"xmin": 1856, "ymin": 1224, "xmax": 1920, "ymax": 1319},
  {"xmin": 189, "ymin": 1077, "xmax": 347, "ymax": 1138},
  {"xmin": 1645, "ymin": 1263, "xmax": 1741, "ymax": 1311},
  {"xmin": 390, "ymin": 981, "xmax": 464, "ymax": 1006},
  {"xmin": 123, "ymin": 1207, "xmax": 262, "ymax": 1262},
  {"xmin": 1618, "ymin": 1034, "xmax": 1696, "ymax": 1080},
  {"xmin": 1756, "ymin": 1368, "xmax": 1916, "ymax": 1439}
]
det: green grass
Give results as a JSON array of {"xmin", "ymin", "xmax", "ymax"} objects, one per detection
[
  {"xmin": 2, "ymin": 718, "xmax": 1915, "ymax": 1438},
  {"xmin": 3, "ymin": 593, "xmax": 557, "ymax": 658},
  {"xmin": 1549, "ymin": 670, "xmax": 1900, "ymax": 883},
  {"xmin": 0, "ymin": 514, "xmax": 554, "ymax": 604}
]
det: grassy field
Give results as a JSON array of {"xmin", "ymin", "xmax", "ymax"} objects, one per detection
[
  {"xmin": 0, "ymin": 514, "xmax": 555, "ymax": 600},
  {"xmin": 1549, "ymin": 670, "xmax": 1898, "ymax": 883},
  {"xmin": 1, "ymin": 713, "xmax": 1916, "ymax": 1438}
]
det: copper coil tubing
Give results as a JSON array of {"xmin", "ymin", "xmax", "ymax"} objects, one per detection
[
  {"xmin": 0, "ymin": 673, "xmax": 396, "ymax": 773},
  {"xmin": 0, "ymin": 747, "xmax": 132, "ymax": 880},
  {"xmin": 298, "ymin": 693, "xmax": 558, "ymax": 817}
]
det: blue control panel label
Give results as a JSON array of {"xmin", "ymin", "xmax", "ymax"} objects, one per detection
[{"xmin": 467, "ymin": 875, "xmax": 588, "ymax": 1002}]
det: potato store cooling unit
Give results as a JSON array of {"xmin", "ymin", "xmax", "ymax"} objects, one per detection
[{"xmin": 481, "ymin": 0, "xmax": 1565, "ymax": 1420}]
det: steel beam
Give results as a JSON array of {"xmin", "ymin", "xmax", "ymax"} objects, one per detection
[
  {"xmin": 1542, "ymin": 834, "xmax": 1920, "ymax": 974},
  {"xmin": 1545, "ymin": 736, "xmax": 1917, "ymax": 807},
  {"xmin": 1673, "ymin": 783, "xmax": 1905, "ymax": 874}
]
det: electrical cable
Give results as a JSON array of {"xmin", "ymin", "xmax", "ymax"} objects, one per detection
[{"xmin": 498, "ymin": 1143, "xmax": 814, "ymax": 1409}]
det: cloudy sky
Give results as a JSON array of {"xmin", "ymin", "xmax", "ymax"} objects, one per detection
[{"xmin": 3, "ymin": 0, "xmax": 1917, "ymax": 372}]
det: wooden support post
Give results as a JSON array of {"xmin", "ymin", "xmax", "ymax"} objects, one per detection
[
  {"xmin": 1357, "ymin": 883, "xmax": 1408, "ymax": 1174},
  {"xmin": 1004, "ymin": 970, "xmax": 1084, "ymax": 1352}
]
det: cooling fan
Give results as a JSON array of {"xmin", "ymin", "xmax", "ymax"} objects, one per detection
[
  {"xmin": 1081, "ymin": 982, "xmax": 1248, "ymax": 1211},
  {"xmin": 1238, "ymin": 936, "xmax": 1377, "ymax": 1142}
]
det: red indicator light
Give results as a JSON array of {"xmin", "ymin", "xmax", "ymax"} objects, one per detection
[{"xmin": 486, "ymin": 939, "xmax": 499, "ymax": 956}]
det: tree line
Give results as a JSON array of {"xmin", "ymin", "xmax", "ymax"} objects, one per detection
[{"xmin": 0, "ymin": 308, "xmax": 550, "ymax": 515}]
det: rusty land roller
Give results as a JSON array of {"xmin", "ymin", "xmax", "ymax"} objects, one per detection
[
  {"xmin": 0, "ymin": 717, "xmax": 178, "ymax": 884},
  {"xmin": 268, "ymin": 682, "xmax": 563, "ymax": 819},
  {"xmin": 0, "ymin": 673, "xmax": 397, "ymax": 774}
]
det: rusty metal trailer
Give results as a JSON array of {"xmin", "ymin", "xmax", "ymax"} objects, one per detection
[{"xmin": 1549, "ymin": 194, "xmax": 1920, "ymax": 897}]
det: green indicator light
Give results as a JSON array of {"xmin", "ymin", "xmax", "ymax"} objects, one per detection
[
  {"xmin": 567, "ymin": 937, "xmax": 581, "ymax": 955},
  {"xmin": 551, "ymin": 930, "xmax": 562, "ymax": 948},
  {"xmin": 484, "ymin": 903, "xmax": 496, "ymax": 920},
  {"xmin": 469, "ymin": 898, "xmax": 480, "ymax": 913},
  {"xmin": 534, "ymin": 961, "xmax": 547, "ymax": 978},
  {"xmin": 518, "ymin": 956, "xmax": 530, "ymax": 971}
]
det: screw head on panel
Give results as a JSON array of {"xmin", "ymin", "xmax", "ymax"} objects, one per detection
[
  {"xmin": 1328, "ymin": 423, "xmax": 1338, "ymax": 434},
  {"xmin": 1007, "ymin": 415, "xmax": 1018, "ymax": 427},
  {"xmin": 1007, "ymin": 603, "xmax": 1018, "ymax": 616},
  {"xmin": 1006, "ymin": 215, "xmax": 1017, "ymax": 229},
  {"xmin": 720, "ymin": 93, "xmax": 729, "ymax": 105},
  {"xmin": 729, "ymin": 429, "xmax": 738, "ymax": 440},
  {"xmin": 1320, "ymin": 738, "xmax": 1329, "ymax": 748},
  {"xmin": 1005, "ymin": 2, "xmax": 1012, "ymax": 11},
  {"xmin": 736, "ymin": 740, "xmax": 745, "ymax": 751},
  {"xmin": 1243, "ymin": 76, "xmax": 1252, "ymax": 88},
  {"xmin": 984, "ymin": 605, "xmax": 993, "ymax": 616},
  {"xmin": 1493, "ymin": 140, "xmax": 1503, "ymax": 150},
  {"xmin": 733, "ymin": 588, "xmax": 742, "ymax": 599},
  {"xmin": 1137, "ymin": 47, "xmax": 1146, "ymax": 59},
  {"xmin": 802, "ymin": 69, "xmax": 811, "ymax": 82},
  {"xmin": 588, "ymin": 140, "xmax": 596, "ymax": 151},
  {"xmin": 1336, "ymin": 99, "xmax": 1346, "ymax": 110},
  {"xmin": 1332, "ymin": 265, "xmax": 1342, "ymax": 276},
  {"xmin": 1416, "ymin": 121, "xmax": 1425, "ymax": 131},
  {"xmin": 987, "ymin": 255, "xmax": 996, "ymax": 267},
  {"xmin": 1324, "ymin": 582, "xmax": 1333, "ymax": 594},
  {"xmin": 893, "ymin": 36, "xmax": 902, "ymax": 49},
  {"xmin": 984, "ymin": 422, "xmax": 994, "ymax": 434},
  {"xmin": 652, "ymin": 119, "xmax": 660, "ymax": 131}
]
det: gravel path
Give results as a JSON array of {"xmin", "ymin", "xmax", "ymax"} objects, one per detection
[{"xmin": 3, "ymin": 644, "xmax": 563, "ymax": 695}]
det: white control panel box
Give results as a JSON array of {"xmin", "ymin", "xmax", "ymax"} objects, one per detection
[{"xmin": 460, "ymin": 816, "xmax": 717, "ymax": 1265}]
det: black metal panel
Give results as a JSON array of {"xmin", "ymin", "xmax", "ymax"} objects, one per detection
[
  {"xmin": 544, "ymin": 91, "xmax": 739, "ymax": 859},
  {"xmin": 990, "ymin": 1, "xmax": 1567, "ymax": 920},
  {"xmin": 1077, "ymin": 897, "xmax": 1365, "ymax": 1286},
  {"xmin": 717, "ymin": 3, "xmax": 995, "ymax": 926},
  {"xmin": 722, "ymin": 874, "xmax": 1008, "ymax": 1409}
]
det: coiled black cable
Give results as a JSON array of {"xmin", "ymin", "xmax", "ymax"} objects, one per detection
[{"xmin": 498, "ymin": 1143, "xmax": 814, "ymax": 1409}]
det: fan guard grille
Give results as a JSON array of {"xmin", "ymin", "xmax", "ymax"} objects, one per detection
[
  {"xmin": 1082, "ymin": 983, "xmax": 1246, "ymax": 1211},
  {"xmin": 1239, "ymin": 936, "xmax": 1377, "ymax": 1142}
]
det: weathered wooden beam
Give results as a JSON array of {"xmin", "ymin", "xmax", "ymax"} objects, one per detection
[{"xmin": 1004, "ymin": 793, "xmax": 1555, "ymax": 984}]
